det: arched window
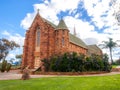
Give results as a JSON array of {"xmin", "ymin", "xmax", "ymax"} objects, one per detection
[
  {"xmin": 36, "ymin": 26, "xmax": 40, "ymax": 47},
  {"xmin": 56, "ymin": 38, "xmax": 58, "ymax": 45},
  {"xmin": 62, "ymin": 37, "xmax": 64, "ymax": 46}
]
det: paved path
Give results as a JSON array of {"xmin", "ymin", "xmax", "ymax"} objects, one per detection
[{"xmin": 1, "ymin": 70, "xmax": 120, "ymax": 80}]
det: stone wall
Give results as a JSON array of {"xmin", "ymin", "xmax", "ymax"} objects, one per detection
[
  {"xmin": 54, "ymin": 29, "xmax": 69, "ymax": 55},
  {"xmin": 22, "ymin": 13, "xmax": 88, "ymax": 69},
  {"xmin": 69, "ymin": 42, "xmax": 87, "ymax": 55}
]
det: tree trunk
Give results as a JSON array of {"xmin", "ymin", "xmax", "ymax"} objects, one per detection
[{"xmin": 109, "ymin": 48, "xmax": 113, "ymax": 64}]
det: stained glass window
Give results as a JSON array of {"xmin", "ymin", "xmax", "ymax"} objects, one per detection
[{"xmin": 36, "ymin": 27, "xmax": 40, "ymax": 46}]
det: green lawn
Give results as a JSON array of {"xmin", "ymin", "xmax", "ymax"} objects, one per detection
[
  {"xmin": 0, "ymin": 75, "xmax": 120, "ymax": 90},
  {"xmin": 112, "ymin": 65, "xmax": 119, "ymax": 68}
]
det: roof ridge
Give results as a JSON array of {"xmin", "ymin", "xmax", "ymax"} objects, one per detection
[{"xmin": 42, "ymin": 18, "xmax": 57, "ymax": 28}]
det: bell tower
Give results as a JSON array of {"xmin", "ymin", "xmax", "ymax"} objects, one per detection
[{"xmin": 55, "ymin": 19, "xmax": 69, "ymax": 55}]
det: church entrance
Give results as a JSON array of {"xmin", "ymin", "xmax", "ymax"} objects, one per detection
[{"xmin": 34, "ymin": 57, "xmax": 40, "ymax": 68}]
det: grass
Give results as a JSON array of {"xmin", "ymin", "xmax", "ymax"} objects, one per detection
[
  {"xmin": 0, "ymin": 75, "xmax": 120, "ymax": 90},
  {"xmin": 11, "ymin": 65, "xmax": 21, "ymax": 69},
  {"xmin": 112, "ymin": 65, "xmax": 119, "ymax": 68}
]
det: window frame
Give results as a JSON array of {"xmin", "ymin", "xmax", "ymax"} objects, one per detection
[{"xmin": 36, "ymin": 26, "xmax": 40, "ymax": 47}]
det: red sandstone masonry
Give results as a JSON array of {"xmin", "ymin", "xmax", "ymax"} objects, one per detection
[
  {"xmin": 69, "ymin": 42, "xmax": 87, "ymax": 55},
  {"xmin": 22, "ymin": 13, "xmax": 87, "ymax": 69}
]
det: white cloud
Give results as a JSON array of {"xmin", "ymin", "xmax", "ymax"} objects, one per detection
[
  {"xmin": 83, "ymin": 0, "xmax": 111, "ymax": 28},
  {"xmin": 84, "ymin": 38, "xmax": 98, "ymax": 45},
  {"xmin": 50, "ymin": 0, "xmax": 81, "ymax": 12},
  {"xmin": 1, "ymin": 31, "xmax": 24, "ymax": 60},
  {"xmin": 6, "ymin": 48, "xmax": 22, "ymax": 61},
  {"xmin": 7, "ymin": 53, "xmax": 15, "ymax": 60},
  {"xmin": 2, "ymin": 31, "xmax": 24, "ymax": 47},
  {"xmin": 75, "ymin": 13, "xmax": 80, "ymax": 18},
  {"xmin": 2, "ymin": 30, "xmax": 11, "ymax": 36},
  {"xmin": 21, "ymin": 0, "xmax": 81, "ymax": 30},
  {"xmin": 20, "ymin": 0, "xmax": 120, "ymax": 60},
  {"xmin": 21, "ymin": 13, "xmax": 36, "ymax": 30},
  {"xmin": 64, "ymin": 16, "xmax": 95, "ymax": 38}
]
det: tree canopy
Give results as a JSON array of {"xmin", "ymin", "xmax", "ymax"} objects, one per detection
[
  {"xmin": 0, "ymin": 38, "xmax": 20, "ymax": 61},
  {"xmin": 110, "ymin": 0, "xmax": 120, "ymax": 25}
]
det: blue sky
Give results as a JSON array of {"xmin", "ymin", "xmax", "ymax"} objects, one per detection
[
  {"xmin": 0, "ymin": 0, "xmax": 39, "ymax": 36},
  {"xmin": 0, "ymin": 0, "xmax": 120, "ymax": 61},
  {"xmin": 0, "ymin": 0, "xmax": 41, "ymax": 60}
]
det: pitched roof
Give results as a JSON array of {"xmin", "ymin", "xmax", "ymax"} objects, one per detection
[
  {"xmin": 88, "ymin": 45, "xmax": 101, "ymax": 51},
  {"xmin": 35, "ymin": 13, "xmax": 87, "ymax": 49},
  {"xmin": 69, "ymin": 33, "xmax": 87, "ymax": 49},
  {"xmin": 56, "ymin": 19, "xmax": 68, "ymax": 30},
  {"xmin": 42, "ymin": 18, "xmax": 56, "ymax": 28},
  {"xmin": 87, "ymin": 45, "xmax": 102, "ymax": 56}
]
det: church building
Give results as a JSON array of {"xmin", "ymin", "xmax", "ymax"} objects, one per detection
[{"xmin": 22, "ymin": 11, "xmax": 102, "ymax": 69}]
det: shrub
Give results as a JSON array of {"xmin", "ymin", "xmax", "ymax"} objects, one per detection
[
  {"xmin": 50, "ymin": 56, "xmax": 58, "ymax": 71},
  {"xmin": 0, "ymin": 63, "xmax": 2, "ymax": 71},
  {"xmin": 41, "ymin": 53, "xmax": 112, "ymax": 72},
  {"xmin": 6, "ymin": 63, "xmax": 12, "ymax": 72},
  {"xmin": 41, "ymin": 59, "xmax": 50, "ymax": 71},
  {"xmin": 0, "ymin": 60, "xmax": 12, "ymax": 72},
  {"xmin": 0, "ymin": 60, "xmax": 7, "ymax": 72}
]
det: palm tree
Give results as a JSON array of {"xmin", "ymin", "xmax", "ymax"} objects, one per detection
[{"xmin": 99, "ymin": 38, "xmax": 119, "ymax": 64}]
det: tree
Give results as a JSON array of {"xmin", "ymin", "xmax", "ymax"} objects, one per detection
[
  {"xmin": 99, "ymin": 38, "xmax": 119, "ymax": 64},
  {"xmin": 0, "ymin": 60, "xmax": 12, "ymax": 72},
  {"xmin": 0, "ymin": 38, "xmax": 20, "ymax": 61},
  {"xmin": 16, "ymin": 54, "xmax": 22, "ymax": 65},
  {"xmin": 110, "ymin": 0, "xmax": 120, "ymax": 25},
  {"xmin": 16, "ymin": 54, "xmax": 22, "ymax": 59}
]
